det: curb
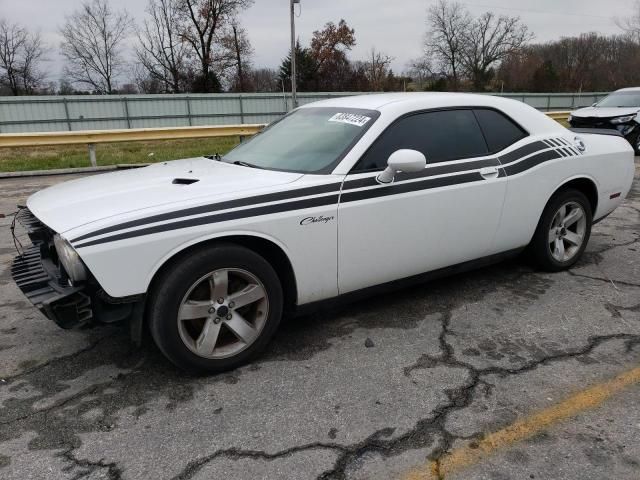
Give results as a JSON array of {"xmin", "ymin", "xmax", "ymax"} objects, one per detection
[{"xmin": 0, "ymin": 164, "xmax": 148, "ymax": 179}]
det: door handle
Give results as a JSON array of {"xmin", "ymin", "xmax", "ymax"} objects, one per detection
[{"xmin": 479, "ymin": 167, "xmax": 500, "ymax": 179}]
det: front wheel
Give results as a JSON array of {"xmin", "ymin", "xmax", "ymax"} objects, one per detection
[
  {"xmin": 529, "ymin": 189, "xmax": 592, "ymax": 272},
  {"xmin": 148, "ymin": 244, "xmax": 283, "ymax": 374}
]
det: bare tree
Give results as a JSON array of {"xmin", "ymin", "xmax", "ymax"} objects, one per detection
[
  {"xmin": 214, "ymin": 22, "xmax": 253, "ymax": 91},
  {"xmin": 60, "ymin": 0, "xmax": 133, "ymax": 94},
  {"xmin": 19, "ymin": 30, "xmax": 46, "ymax": 93},
  {"xmin": 364, "ymin": 48, "xmax": 393, "ymax": 91},
  {"xmin": 425, "ymin": 0, "xmax": 470, "ymax": 90},
  {"xmin": 616, "ymin": 1, "xmax": 640, "ymax": 41},
  {"xmin": 228, "ymin": 23, "xmax": 253, "ymax": 92},
  {"xmin": 0, "ymin": 20, "xmax": 46, "ymax": 95},
  {"xmin": 497, "ymin": 33, "xmax": 640, "ymax": 93},
  {"xmin": 136, "ymin": 0, "xmax": 190, "ymax": 93},
  {"xmin": 246, "ymin": 67, "xmax": 279, "ymax": 92},
  {"xmin": 178, "ymin": 0, "xmax": 253, "ymax": 92},
  {"xmin": 461, "ymin": 12, "xmax": 533, "ymax": 90},
  {"xmin": 407, "ymin": 57, "xmax": 434, "ymax": 89}
]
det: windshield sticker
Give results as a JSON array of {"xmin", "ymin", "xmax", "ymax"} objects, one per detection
[{"xmin": 328, "ymin": 112, "xmax": 371, "ymax": 127}]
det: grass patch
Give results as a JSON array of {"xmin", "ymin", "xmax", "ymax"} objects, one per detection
[{"xmin": 0, "ymin": 136, "xmax": 241, "ymax": 172}]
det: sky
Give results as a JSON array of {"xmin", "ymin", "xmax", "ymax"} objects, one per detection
[{"xmin": 0, "ymin": 0, "xmax": 637, "ymax": 82}]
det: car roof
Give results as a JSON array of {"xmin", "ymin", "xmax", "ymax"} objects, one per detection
[
  {"xmin": 300, "ymin": 92, "xmax": 504, "ymax": 111},
  {"xmin": 613, "ymin": 87, "xmax": 640, "ymax": 92},
  {"xmin": 299, "ymin": 92, "xmax": 563, "ymax": 134}
]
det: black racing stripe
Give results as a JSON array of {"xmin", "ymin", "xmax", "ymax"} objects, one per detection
[
  {"xmin": 499, "ymin": 141, "xmax": 548, "ymax": 165},
  {"xmin": 548, "ymin": 138, "xmax": 563, "ymax": 147},
  {"xmin": 71, "ymin": 182, "xmax": 342, "ymax": 243},
  {"xmin": 342, "ymin": 158, "xmax": 500, "ymax": 190},
  {"xmin": 340, "ymin": 176, "xmax": 379, "ymax": 190},
  {"xmin": 556, "ymin": 148, "xmax": 568, "ymax": 157},
  {"xmin": 340, "ymin": 172, "xmax": 483, "ymax": 204},
  {"xmin": 75, "ymin": 194, "xmax": 340, "ymax": 249},
  {"xmin": 503, "ymin": 149, "xmax": 562, "ymax": 176},
  {"xmin": 556, "ymin": 138, "xmax": 569, "ymax": 146},
  {"xmin": 345, "ymin": 140, "xmax": 547, "ymax": 191},
  {"xmin": 561, "ymin": 147, "xmax": 575, "ymax": 157}
]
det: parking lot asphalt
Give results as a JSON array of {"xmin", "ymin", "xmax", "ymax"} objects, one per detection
[{"xmin": 0, "ymin": 163, "xmax": 638, "ymax": 480}]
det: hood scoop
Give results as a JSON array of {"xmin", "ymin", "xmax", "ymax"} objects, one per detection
[{"xmin": 172, "ymin": 178, "xmax": 200, "ymax": 185}]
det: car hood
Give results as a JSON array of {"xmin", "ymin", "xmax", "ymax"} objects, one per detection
[
  {"xmin": 571, "ymin": 106, "xmax": 640, "ymax": 118},
  {"xmin": 27, "ymin": 157, "xmax": 303, "ymax": 234}
]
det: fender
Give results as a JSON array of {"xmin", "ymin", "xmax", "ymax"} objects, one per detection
[
  {"xmin": 548, "ymin": 174, "xmax": 600, "ymax": 212},
  {"xmin": 144, "ymin": 229, "xmax": 298, "ymax": 296},
  {"xmin": 523, "ymin": 174, "xmax": 598, "ymax": 240}
]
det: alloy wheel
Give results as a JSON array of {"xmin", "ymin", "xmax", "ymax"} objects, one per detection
[
  {"xmin": 177, "ymin": 268, "xmax": 269, "ymax": 359},
  {"xmin": 548, "ymin": 201, "xmax": 587, "ymax": 263}
]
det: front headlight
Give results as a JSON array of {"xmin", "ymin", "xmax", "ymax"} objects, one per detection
[
  {"xmin": 610, "ymin": 114, "xmax": 637, "ymax": 124},
  {"xmin": 54, "ymin": 234, "xmax": 87, "ymax": 282}
]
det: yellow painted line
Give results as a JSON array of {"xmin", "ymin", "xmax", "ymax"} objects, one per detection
[{"xmin": 404, "ymin": 365, "xmax": 640, "ymax": 480}]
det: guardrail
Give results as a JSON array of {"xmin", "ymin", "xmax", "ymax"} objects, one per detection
[
  {"xmin": 0, "ymin": 124, "xmax": 266, "ymax": 167},
  {"xmin": 0, "ymin": 112, "xmax": 571, "ymax": 168},
  {"xmin": 546, "ymin": 111, "xmax": 571, "ymax": 122}
]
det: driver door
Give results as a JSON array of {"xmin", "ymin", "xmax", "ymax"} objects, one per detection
[{"xmin": 337, "ymin": 109, "xmax": 507, "ymax": 294}]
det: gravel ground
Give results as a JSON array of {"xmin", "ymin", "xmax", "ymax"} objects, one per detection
[{"xmin": 0, "ymin": 162, "xmax": 638, "ymax": 480}]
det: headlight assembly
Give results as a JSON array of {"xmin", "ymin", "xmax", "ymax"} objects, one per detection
[
  {"xmin": 610, "ymin": 114, "xmax": 637, "ymax": 124},
  {"xmin": 54, "ymin": 234, "xmax": 87, "ymax": 282}
]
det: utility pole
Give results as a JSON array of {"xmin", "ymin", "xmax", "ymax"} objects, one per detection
[{"xmin": 290, "ymin": 0, "xmax": 300, "ymax": 109}]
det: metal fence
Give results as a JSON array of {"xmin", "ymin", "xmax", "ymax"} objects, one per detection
[{"xmin": 0, "ymin": 91, "xmax": 608, "ymax": 134}]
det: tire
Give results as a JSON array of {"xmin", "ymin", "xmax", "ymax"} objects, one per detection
[
  {"xmin": 529, "ymin": 188, "xmax": 593, "ymax": 272},
  {"xmin": 148, "ymin": 244, "xmax": 283, "ymax": 374},
  {"xmin": 629, "ymin": 132, "xmax": 640, "ymax": 156}
]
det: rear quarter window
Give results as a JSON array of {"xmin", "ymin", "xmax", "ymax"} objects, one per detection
[{"xmin": 474, "ymin": 109, "xmax": 528, "ymax": 153}]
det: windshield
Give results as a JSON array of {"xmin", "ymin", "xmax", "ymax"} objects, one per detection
[
  {"xmin": 596, "ymin": 91, "xmax": 640, "ymax": 108},
  {"xmin": 224, "ymin": 107, "xmax": 379, "ymax": 173}
]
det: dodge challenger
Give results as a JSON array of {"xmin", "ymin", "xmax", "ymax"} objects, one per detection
[{"xmin": 11, "ymin": 93, "xmax": 635, "ymax": 373}]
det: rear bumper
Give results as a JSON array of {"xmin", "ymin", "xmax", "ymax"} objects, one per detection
[{"xmin": 11, "ymin": 245, "xmax": 93, "ymax": 329}]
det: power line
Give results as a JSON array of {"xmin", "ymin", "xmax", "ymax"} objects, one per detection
[{"xmin": 457, "ymin": 2, "xmax": 618, "ymax": 20}]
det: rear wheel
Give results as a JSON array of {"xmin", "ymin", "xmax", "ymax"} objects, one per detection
[
  {"xmin": 529, "ymin": 189, "xmax": 592, "ymax": 272},
  {"xmin": 148, "ymin": 244, "xmax": 283, "ymax": 374}
]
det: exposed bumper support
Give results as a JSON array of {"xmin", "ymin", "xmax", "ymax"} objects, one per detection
[{"xmin": 11, "ymin": 245, "xmax": 93, "ymax": 329}]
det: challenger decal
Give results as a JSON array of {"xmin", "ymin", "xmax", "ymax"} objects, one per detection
[{"xmin": 300, "ymin": 215, "xmax": 335, "ymax": 225}]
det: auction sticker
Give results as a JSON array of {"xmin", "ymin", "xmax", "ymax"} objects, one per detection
[{"xmin": 328, "ymin": 112, "xmax": 372, "ymax": 127}]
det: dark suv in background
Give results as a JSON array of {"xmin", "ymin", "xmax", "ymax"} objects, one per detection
[{"xmin": 569, "ymin": 88, "xmax": 640, "ymax": 154}]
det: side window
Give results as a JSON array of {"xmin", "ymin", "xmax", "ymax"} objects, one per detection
[
  {"xmin": 354, "ymin": 109, "xmax": 489, "ymax": 171},
  {"xmin": 474, "ymin": 109, "xmax": 527, "ymax": 152}
]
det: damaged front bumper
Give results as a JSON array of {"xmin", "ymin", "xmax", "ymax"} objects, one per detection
[
  {"xmin": 12, "ymin": 244, "xmax": 93, "ymax": 329},
  {"xmin": 10, "ymin": 208, "xmax": 144, "ymax": 336}
]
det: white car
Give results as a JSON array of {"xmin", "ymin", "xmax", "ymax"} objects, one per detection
[
  {"xmin": 569, "ymin": 87, "xmax": 640, "ymax": 154},
  {"xmin": 11, "ymin": 93, "xmax": 635, "ymax": 373}
]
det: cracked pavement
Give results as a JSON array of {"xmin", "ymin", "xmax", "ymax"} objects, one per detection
[{"xmin": 0, "ymin": 161, "xmax": 639, "ymax": 480}]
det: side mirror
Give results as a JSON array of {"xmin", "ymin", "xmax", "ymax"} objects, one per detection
[
  {"xmin": 592, "ymin": 102, "xmax": 598, "ymax": 107},
  {"xmin": 377, "ymin": 149, "xmax": 427, "ymax": 184}
]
